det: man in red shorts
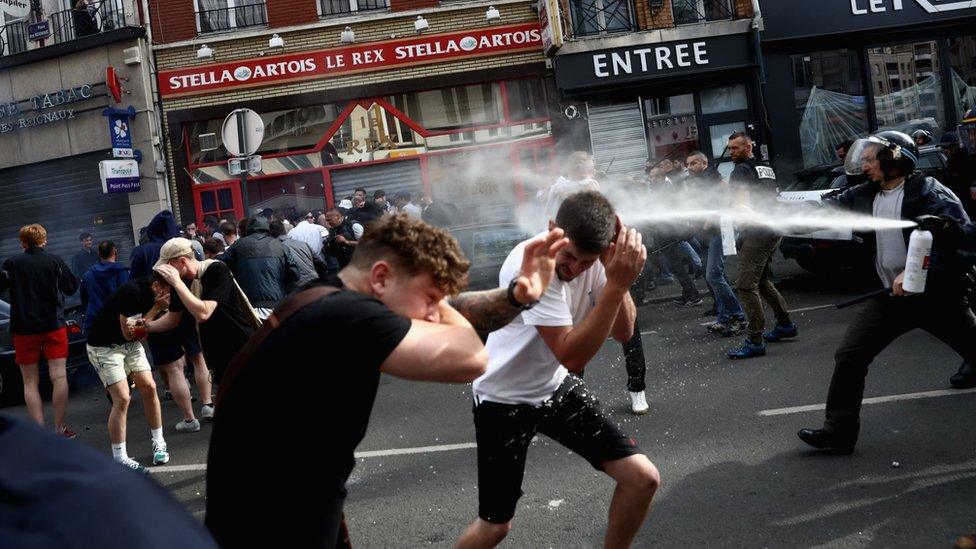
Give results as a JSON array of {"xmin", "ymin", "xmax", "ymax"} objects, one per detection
[{"xmin": 0, "ymin": 224, "xmax": 79, "ymax": 436}]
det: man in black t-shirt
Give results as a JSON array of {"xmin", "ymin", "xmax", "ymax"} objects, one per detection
[
  {"xmin": 146, "ymin": 238, "xmax": 256, "ymax": 387},
  {"xmin": 202, "ymin": 214, "xmax": 568, "ymax": 548},
  {"xmin": 85, "ymin": 273, "xmax": 172, "ymax": 473},
  {"xmin": 726, "ymin": 132, "xmax": 796, "ymax": 360}
]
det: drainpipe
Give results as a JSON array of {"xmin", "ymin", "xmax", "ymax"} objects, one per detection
[{"xmin": 750, "ymin": 0, "xmax": 765, "ymax": 84}]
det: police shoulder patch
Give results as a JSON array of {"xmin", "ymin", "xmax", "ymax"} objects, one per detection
[{"xmin": 756, "ymin": 166, "xmax": 776, "ymax": 180}]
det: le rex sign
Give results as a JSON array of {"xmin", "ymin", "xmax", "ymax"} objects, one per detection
[{"xmin": 159, "ymin": 23, "xmax": 542, "ymax": 98}]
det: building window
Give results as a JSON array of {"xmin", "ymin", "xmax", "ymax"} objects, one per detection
[
  {"xmin": 869, "ymin": 41, "xmax": 944, "ymax": 138},
  {"xmin": 644, "ymin": 93, "xmax": 698, "ymax": 162},
  {"xmin": 389, "ymin": 83, "xmax": 504, "ymax": 131},
  {"xmin": 199, "ymin": 187, "xmax": 238, "ymax": 222},
  {"xmin": 791, "ymin": 49, "xmax": 867, "ymax": 167},
  {"xmin": 319, "ymin": 0, "xmax": 387, "ymax": 17},
  {"xmin": 0, "ymin": 16, "xmax": 27, "ymax": 56},
  {"xmin": 195, "ymin": 0, "xmax": 267, "ymax": 34},
  {"xmin": 949, "ymin": 35, "xmax": 976, "ymax": 119},
  {"xmin": 187, "ymin": 103, "xmax": 342, "ymax": 164},
  {"xmin": 506, "ymin": 79, "xmax": 548, "ymax": 121},
  {"xmin": 569, "ymin": 0, "xmax": 632, "ymax": 37},
  {"xmin": 700, "ymin": 84, "xmax": 747, "ymax": 115},
  {"xmin": 672, "ymin": 0, "xmax": 733, "ymax": 25}
]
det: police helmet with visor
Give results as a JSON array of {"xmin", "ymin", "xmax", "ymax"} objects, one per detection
[{"xmin": 843, "ymin": 131, "xmax": 918, "ymax": 180}]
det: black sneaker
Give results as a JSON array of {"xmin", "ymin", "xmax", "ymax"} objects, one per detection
[{"xmin": 681, "ymin": 297, "xmax": 704, "ymax": 307}]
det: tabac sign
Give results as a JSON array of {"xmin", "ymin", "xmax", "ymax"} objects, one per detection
[{"xmin": 159, "ymin": 23, "xmax": 542, "ymax": 98}]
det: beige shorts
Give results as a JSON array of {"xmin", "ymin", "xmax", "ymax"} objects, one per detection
[{"xmin": 86, "ymin": 342, "xmax": 151, "ymax": 388}]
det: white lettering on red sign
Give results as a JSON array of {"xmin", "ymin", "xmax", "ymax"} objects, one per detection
[{"xmin": 159, "ymin": 24, "xmax": 542, "ymax": 98}]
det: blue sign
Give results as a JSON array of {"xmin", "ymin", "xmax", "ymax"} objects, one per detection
[
  {"xmin": 103, "ymin": 106, "xmax": 136, "ymax": 158},
  {"xmin": 27, "ymin": 20, "xmax": 50, "ymax": 41}
]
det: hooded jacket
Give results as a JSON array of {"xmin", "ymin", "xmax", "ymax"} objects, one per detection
[
  {"xmin": 80, "ymin": 262, "xmax": 130, "ymax": 332},
  {"xmin": 129, "ymin": 211, "xmax": 180, "ymax": 279},
  {"xmin": 830, "ymin": 172, "xmax": 975, "ymax": 300},
  {"xmin": 221, "ymin": 217, "xmax": 299, "ymax": 308}
]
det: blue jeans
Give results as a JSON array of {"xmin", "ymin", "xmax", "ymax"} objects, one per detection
[{"xmin": 706, "ymin": 234, "xmax": 744, "ymax": 324}]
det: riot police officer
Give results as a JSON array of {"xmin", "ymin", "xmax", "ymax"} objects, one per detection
[
  {"xmin": 726, "ymin": 132, "xmax": 797, "ymax": 359},
  {"xmin": 798, "ymin": 130, "xmax": 976, "ymax": 453}
]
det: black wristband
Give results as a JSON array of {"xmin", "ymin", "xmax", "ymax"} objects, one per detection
[{"xmin": 507, "ymin": 277, "xmax": 537, "ymax": 311}]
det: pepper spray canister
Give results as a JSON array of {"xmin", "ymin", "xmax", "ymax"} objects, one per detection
[{"xmin": 903, "ymin": 228, "xmax": 933, "ymax": 294}]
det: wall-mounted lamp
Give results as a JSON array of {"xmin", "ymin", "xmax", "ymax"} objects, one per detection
[
  {"xmin": 340, "ymin": 26, "xmax": 356, "ymax": 43},
  {"xmin": 268, "ymin": 33, "xmax": 284, "ymax": 49},
  {"xmin": 196, "ymin": 44, "xmax": 214, "ymax": 59},
  {"xmin": 485, "ymin": 6, "xmax": 500, "ymax": 22},
  {"xmin": 414, "ymin": 15, "xmax": 429, "ymax": 34}
]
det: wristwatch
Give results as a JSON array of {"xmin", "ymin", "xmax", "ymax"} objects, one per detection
[{"xmin": 507, "ymin": 277, "xmax": 538, "ymax": 311}]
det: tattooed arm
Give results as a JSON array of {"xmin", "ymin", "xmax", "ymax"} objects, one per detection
[
  {"xmin": 449, "ymin": 227, "xmax": 569, "ymax": 337},
  {"xmin": 448, "ymin": 288, "xmax": 523, "ymax": 336}
]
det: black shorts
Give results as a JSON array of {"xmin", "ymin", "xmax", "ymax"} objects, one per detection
[
  {"xmin": 473, "ymin": 375, "xmax": 642, "ymax": 524},
  {"xmin": 147, "ymin": 320, "xmax": 202, "ymax": 367}
]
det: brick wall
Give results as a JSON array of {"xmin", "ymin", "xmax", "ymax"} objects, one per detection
[
  {"xmin": 149, "ymin": 0, "xmax": 198, "ymax": 43},
  {"xmin": 390, "ymin": 0, "xmax": 439, "ymax": 11},
  {"xmin": 733, "ymin": 0, "xmax": 753, "ymax": 18},
  {"xmin": 267, "ymin": 0, "xmax": 319, "ymax": 28},
  {"xmin": 634, "ymin": 0, "xmax": 673, "ymax": 31}
]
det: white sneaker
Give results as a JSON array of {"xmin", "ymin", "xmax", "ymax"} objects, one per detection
[
  {"xmin": 175, "ymin": 419, "xmax": 201, "ymax": 433},
  {"xmin": 629, "ymin": 391, "xmax": 649, "ymax": 415},
  {"xmin": 118, "ymin": 456, "xmax": 149, "ymax": 473},
  {"xmin": 152, "ymin": 439, "xmax": 170, "ymax": 465},
  {"xmin": 200, "ymin": 404, "xmax": 215, "ymax": 420}
]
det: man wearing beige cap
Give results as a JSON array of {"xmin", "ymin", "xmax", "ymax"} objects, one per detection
[{"xmin": 146, "ymin": 238, "xmax": 258, "ymax": 387}]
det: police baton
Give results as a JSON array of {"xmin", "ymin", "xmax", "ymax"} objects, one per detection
[{"xmin": 836, "ymin": 288, "xmax": 890, "ymax": 309}]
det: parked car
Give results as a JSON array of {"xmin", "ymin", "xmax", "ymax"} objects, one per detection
[
  {"xmin": 778, "ymin": 147, "xmax": 949, "ymax": 273},
  {"xmin": 0, "ymin": 300, "xmax": 96, "ymax": 408},
  {"xmin": 449, "ymin": 223, "xmax": 531, "ymax": 291}
]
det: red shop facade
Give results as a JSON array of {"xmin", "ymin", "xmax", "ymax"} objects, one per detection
[{"xmin": 158, "ymin": 24, "xmax": 566, "ymax": 231}]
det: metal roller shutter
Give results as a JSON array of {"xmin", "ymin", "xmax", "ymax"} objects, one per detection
[
  {"xmin": 329, "ymin": 159, "xmax": 423, "ymax": 204},
  {"xmin": 586, "ymin": 102, "xmax": 648, "ymax": 177},
  {"xmin": 0, "ymin": 151, "xmax": 136, "ymax": 269}
]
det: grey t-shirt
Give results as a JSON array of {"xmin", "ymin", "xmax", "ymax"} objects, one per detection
[{"xmin": 872, "ymin": 183, "xmax": 907, "ymax": 288}]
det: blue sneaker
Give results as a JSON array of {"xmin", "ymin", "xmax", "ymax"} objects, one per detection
[
  {"xmin": 763, "ymin": 323, "xmax": 798, "ymax": 342},
  {"xmin": 728, "ymin": 339, "xmax": 766, "ymax": 359}
]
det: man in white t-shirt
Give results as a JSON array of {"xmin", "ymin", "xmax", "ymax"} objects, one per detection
[
  {"xmin": 287, "ymin": 216, "xmax": 329, "ymax": 257},
  {"xmin": 457, "ymin": 191, "xmax": 660, "ymax": 549}
]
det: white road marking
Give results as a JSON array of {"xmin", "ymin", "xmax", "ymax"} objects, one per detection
[
  {"xmin": 758, "ymin": 387, "xmax": 976, "ymax": 417},
  {"xmin": 789, "ymin": 303, "xmax": 838, "ymax": 314},
  {"xmin": 355, "ymin": 442, "xmax": 477, "ymax": 458},
  {"xmin": 697, "ymin": 302, "xmax": 838, "ymax": 326},
  {"xmin": 149, "ymin": 442, "xmax": 479, "ymax": 474},
  {"xmin": 640, "ymin": 330, "xmax": 658, "ymax": 335}
]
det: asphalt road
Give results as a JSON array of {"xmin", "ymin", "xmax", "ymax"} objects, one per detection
[{"xmin": 6, "ymin": 257, "xmax": 976, "ymax": 547}]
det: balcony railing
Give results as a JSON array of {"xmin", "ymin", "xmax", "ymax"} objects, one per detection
[
  {"xmin": 320, "ymin": 0, "xmax": 388, "ymax": 17},
  {"xmin": 49, "ymin": 0, "xmax": 126, "ymax": 45},
  {"xmin": 569, "ymin": 0, "xmax": 635, "ymax": 37},
  {"xmin": 0, "ymin": 19, "xmax": 28, "ymax": 56},
  {"xmin": 671, "ymin": 0, "xmax": 733, "ymax": 25},
  {"xmin": 196, "ymin": 1, "xmax": 267, "ymax": 34}
]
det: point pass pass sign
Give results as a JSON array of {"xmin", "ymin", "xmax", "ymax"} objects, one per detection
[{"xmin": 159, "ymin": 23, "xmax": 542, "ymax": 98}]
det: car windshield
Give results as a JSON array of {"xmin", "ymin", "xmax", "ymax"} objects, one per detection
[{"xmin": 917, "ymin": 149, "xmax": 945, "ymax": 171}]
